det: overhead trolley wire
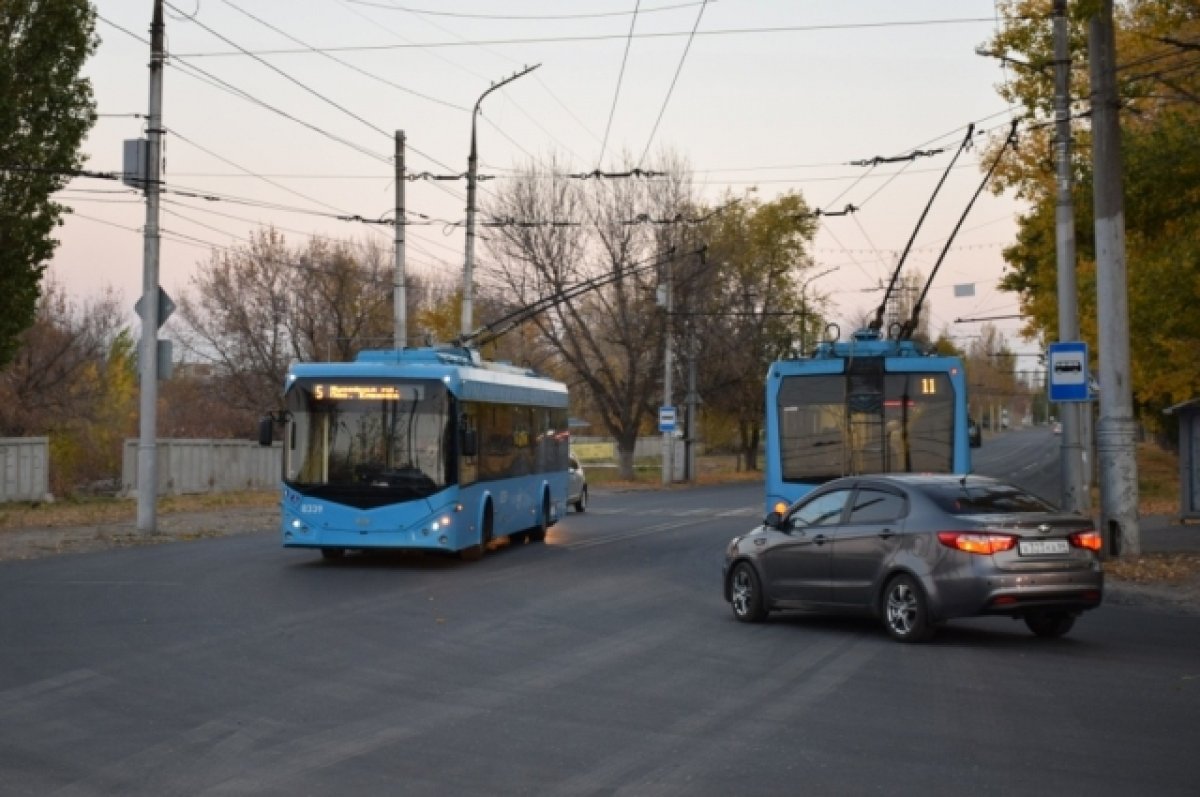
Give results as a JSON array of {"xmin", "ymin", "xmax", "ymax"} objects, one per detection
[
  {"xmin": 598, "ymin": 0, "xmax": 641, "ymax": 168},
  {"xmin": 173, "ymin": 17, "xmax": 1013, "ymax": 57},
  {"xmin": 638, "ymin": 0, "xmax": 709, "ymax": 168},
  {"xmin": 218, "ymin": 0, "xmax": 468, "ymax": 112},
  {"xmin": 345, "ymin": 0, "xmax": 710, "ymax": 21}
]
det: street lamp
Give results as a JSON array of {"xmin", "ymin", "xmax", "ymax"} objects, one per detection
[{"xmin": 462, "ymin": 64, "xmax": 541, "ymax": 338}]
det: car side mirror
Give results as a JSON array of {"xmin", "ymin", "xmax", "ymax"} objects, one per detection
[{"xmin": 765, "ymin": 511, "xmax": 783, "ymax": 529}]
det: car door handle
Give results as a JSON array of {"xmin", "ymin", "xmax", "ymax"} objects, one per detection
[
  {"xmin": 877, "ymin": 528, "xmax": 895, "ymax": 539},
  {"xmin": 813, "ymin": 534, "xmax": 828, "ymax": 546}
]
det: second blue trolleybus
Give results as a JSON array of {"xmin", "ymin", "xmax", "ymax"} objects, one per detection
[
  {"xmin": 764, "ymin": 328, "xmax": 972, "ymax": 515},
  {"xmin": 261, "ymin": 346, "xmax": 570, "ymax": 560}
]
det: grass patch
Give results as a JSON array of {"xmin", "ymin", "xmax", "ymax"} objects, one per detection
[
  {"xmin": 1137, "ymin": 442, "xmax": 1179, "ymax": 514},
  {"xmin": 0, "ymin": 491, "xmax": 278, "ymax": 531},
  {"xmin": 1105, "ymin": 552, "xmax": 1200, "ymax": 583}
]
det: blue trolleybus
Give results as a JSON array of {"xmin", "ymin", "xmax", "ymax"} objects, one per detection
[
  {"xmin": 764, "ymin": 328, "xmax": 972, "ymax": 516},
  {"xmin": 262, "ymin": 346, "xmax": 570, "ymax": 561}
]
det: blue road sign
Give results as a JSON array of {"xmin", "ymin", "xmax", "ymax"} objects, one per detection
[
  {"xmin": 1048, "ymin": 341, "xmax": 1089, "ymax": 402},
  {"xmin": 658, "ymin": 406, "xmax": 677, "ymax": 433}
]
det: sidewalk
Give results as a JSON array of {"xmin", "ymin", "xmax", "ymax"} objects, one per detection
[
  {"xmin": 1103, "ymin": 514, "xmax": 1200, "ymax": 615},
  {"xmin": 1128, "ymin": 514, "xmax": 1200, "ymax": 554}
]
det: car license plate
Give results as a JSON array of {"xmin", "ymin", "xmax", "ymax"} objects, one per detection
[{"xmin": 1019, "ymin": 539, "xmax": 1070, "ymax": 556}]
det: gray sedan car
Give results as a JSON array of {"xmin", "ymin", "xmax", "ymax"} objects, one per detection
[{"xmin": 723, "ymin": 474, "xmax": 1103, "ymax": 642}]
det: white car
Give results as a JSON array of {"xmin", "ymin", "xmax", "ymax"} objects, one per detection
[{"xmin": 567, "ymin": 456, "xmax": 588, "ymax": 512}]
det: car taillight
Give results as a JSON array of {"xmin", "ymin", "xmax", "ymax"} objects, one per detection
[
  {"xmin": 937, "ymin": 531, "xmax": 1018, "ymax": 555},
  {"xmin": 1069, "ymin": 530, "xmax": 1103, "ymax": 551}
]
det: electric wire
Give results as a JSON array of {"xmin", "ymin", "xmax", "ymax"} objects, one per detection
[
  {"xmin": 219, "ymin": 0, "xmax": 469, "ymax": 112},
  {"xmin": 598, "ymin": 0, "xmax": 641, "ymax": 168},
  {"xmin": 345, "ymin": 0, "xmax": 709, "ymax": 21},
  {"xmin": 173, "ymin": 17, "xmax": 1014, "ymax": 57},
  {"xmin": 638, "ymin": 0, "xmax": 708, "ymax": 168}
]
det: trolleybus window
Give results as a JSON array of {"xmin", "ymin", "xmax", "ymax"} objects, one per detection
[
  {"xmin": 777, "ymin": 371, "xmax": 954, "ymax": 482},
  {"xmin": 285, "ymin": 378, "xmax": 451, "ymax": 508}
]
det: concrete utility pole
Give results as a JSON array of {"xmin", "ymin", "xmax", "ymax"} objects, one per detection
[
  {"xmin": 1053, "ymin": 0, "xmax": 1089, "ymax": 514},
  {"xmin": 462, "ymin": 64, "xmax": 540, "ymax": 337},
  {"xmin": 661, "ymin": 254, "xmax": 675, "ymax": 487},
  {"xmin": 1089, "ymin": 0, "xmax": 1141, "ymax": 555},
  {"xmin": 136, "ymin": 0, "xmax": 165, "ymax": 535},
  {"xmin": 394, "ymin": 130, "xmax": 406, "ymax": 349}
]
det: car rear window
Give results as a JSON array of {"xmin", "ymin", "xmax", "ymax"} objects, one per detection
[{"xmin": 924, "ymin": 482, "xmax": 1057, "ymax": 514}]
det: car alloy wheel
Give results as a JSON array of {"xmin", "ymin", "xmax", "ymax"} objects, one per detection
[
  {"xmin": 883, "ymin": 574, "xmax": 933, "ymax": 642},
  {"xmin": 730, "ymin": 562, "xmax": 767, "ymax": 623}
]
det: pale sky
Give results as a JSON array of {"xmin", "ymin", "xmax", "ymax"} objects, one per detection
[{"xmin": 52, "ymin": 0, "xmax": 1037, "ymax": 356}]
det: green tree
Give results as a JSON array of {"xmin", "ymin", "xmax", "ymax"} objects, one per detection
[
  {"xmin": 690, "ymin": 191, "xmax": 821, "ymax": 470},
  {"xmin": 0, "ymin": 0, "xmax": 98, "ymax": 366},
  {"xmin": 988, "ymin": 0, "xmax": 1200, "ymax": 427}
]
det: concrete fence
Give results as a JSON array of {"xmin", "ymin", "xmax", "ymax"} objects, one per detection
[
  {"xmin": 122, "ymin": 439, "xmax": 282, "ymax": 497},
  {"xmin": 0, "ymin": 437, "xmax": 50, "ymax": 502}
]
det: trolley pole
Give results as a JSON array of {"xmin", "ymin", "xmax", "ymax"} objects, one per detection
[
  {"xmin": 136, "ymin": 0, "xmax": 165, "ymax": 535},
  {"xmin": 1052, "ymin": 0, "xmax": 1089, "ymax": 514},
  {"xmin": 1089, "ymin": 0, "xmax": 1140, "ymax": 555}
]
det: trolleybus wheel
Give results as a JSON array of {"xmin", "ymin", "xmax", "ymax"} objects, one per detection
[
  {"xmin": 529, "ymin": 495, "xmax": 551, "ymax": 543},
  {"xmin": 460, "ymin": 505, "xmax": 493, "ymax": 561}
]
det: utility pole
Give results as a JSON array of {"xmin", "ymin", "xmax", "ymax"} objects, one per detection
[
  {"xmin": 136, "ymin": 0, "xmax": 165, "ymax": 535},
  {"xmin": 1089, "ymin": 0, "xmax": 1140, "ymax": 555},
  {"xmin": 685, "ymin": 329, "xmax": 699, "ymax": 484},
  {"xmin": 661, "ymin": 254, "xmax": 675, "ymax": 486},
  {"xmin": 394, "ymin": 130, "xmax": 406, "ymax": 349},
  {"xmin": 1053, "ymin": 0, "xmax": 1089, "ymax": 514},
  {"xmin": 462, "ymin": 64, "xmax": 540, "ymax": 337}
]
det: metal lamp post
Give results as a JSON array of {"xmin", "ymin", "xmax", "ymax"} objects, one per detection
[{"xmin": 462, "ymin": 64, "xmax": 540, "ymax": 338}]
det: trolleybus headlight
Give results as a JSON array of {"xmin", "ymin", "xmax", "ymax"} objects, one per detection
[{"xmin": 291, "ymin": 519, "xmax": 305, "ymax": 531}]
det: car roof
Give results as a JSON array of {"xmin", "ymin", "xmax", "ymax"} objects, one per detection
[{"xmin": 823, "ymin": 473, "xmax": 1005, "ymax": 491}]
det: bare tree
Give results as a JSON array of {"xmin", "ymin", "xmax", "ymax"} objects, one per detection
[
  {"xmin": 291, "ymin": 236, "xmax": 395, "ymax": 361},
  {"xmin": 0, "ymin": 278, "xmax": 134, "ymax": 494},
  {"xmin": 482, "ymin": 154, "xmax": 694, "ymax": 478},
  {"xmin": 176, "ymin": 228, "xmax": 301, "ymax": 414},
  {"xmin": 177, "ymin": 229, "xmax": 424, "ymax": 415},
  {"xmin": 0, "ymin": 278, "xmax": 126, "ymax": 435}
]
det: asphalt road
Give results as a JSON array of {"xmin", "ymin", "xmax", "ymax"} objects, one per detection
[
  {"xmin": 972, "ymin": 425, "xmax": 1063, "ymax": 499},
  {"xmin": 2, "ymin": 438, "xmax": 1198, "ymax": 795}
]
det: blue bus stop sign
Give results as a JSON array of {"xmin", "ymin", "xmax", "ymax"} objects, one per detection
[
  {"xmin": 1048, "ymin": 341, "xmax": 1089, "ymax": 402},
  {"xmin": 658, "ymin": 406, "xmax": 677, "ymax": 433}
]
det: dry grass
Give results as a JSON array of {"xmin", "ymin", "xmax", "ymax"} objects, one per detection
[
  {"xmin": 0, "ymin": 443, "xmax": 1183, "ymax": 530},
  {"xmin": 1135, "ymin": 441, "xmax": 1180, "ymax": 514},
  {"xmin": 0, "ymin": 491, "xmax": 278, "ymax": 531},
  {"xmin": 1105, "ymin": 552, "xmax": 1200, "ymax": 584}
]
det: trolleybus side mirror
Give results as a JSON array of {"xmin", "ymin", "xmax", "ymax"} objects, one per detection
[
  {"xmin": 461, "ymin": 426, "xmax": 478, "ymax": 458},
  {"xmin": 258, "ymin": 416, "xmax": 274, "ymax": 447}
]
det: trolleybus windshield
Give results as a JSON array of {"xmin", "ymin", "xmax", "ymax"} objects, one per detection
[
  {"xmin": 777, "ymin": 370, "xmax": 955, "ymax": 482},
  {"xmin": 284, "ymin": 378, "xmax": 452, "ymax": 507}
]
